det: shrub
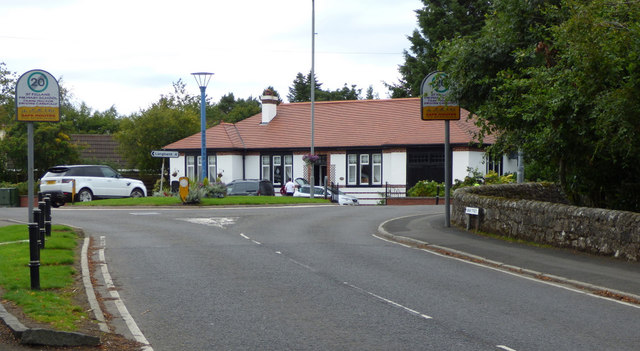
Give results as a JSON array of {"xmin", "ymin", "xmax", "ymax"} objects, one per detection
[
  {"xmin": 407, "ymin": 180, "xmax": 444, "ymax": 197},
  {"xmin": 204, "ymin": 182, "xmax": 226, "ymax": 198}
]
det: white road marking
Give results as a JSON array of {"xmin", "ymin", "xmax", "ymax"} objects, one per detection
[
  {"xmin": 130, "ymin": 212, "xmax": 160, "ymax": 216},
  {"xmin": 98, "ymin": 236, "xmax": 154, "ymax": 350},
  {"xmin": 344, "ymin": 282, "xmax": 432, "ymax": 320},
  {"xmin": 373, "ymin": 234, "xmax": 640, "ymax": 309},
  {"xmin": 240, "ymin": 233, "xmax": 250, "ymax": 240},
  {"xmin": 497, "ymin": 345, "xmax": 517, "ymax": 351},
  {"xmin": 179, "ymin": 217, "xmax": 237, "ymax": 228},
  {"xmin": 81, "ymin": 238, "xmax": 109, "ymax": 333}
]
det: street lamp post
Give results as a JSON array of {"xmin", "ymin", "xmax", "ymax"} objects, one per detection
[
  {"xmin": 191, "ymin": 72, "xmax": 214, "ymax": 182},
  {"xmin": 310, "ymin": 0, "xmax": 316, "ymax": 198}
]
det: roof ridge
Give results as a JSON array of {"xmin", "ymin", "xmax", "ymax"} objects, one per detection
[{"xmin": 285, "ymin": 97, "xmax": 419, "ymax": 106}]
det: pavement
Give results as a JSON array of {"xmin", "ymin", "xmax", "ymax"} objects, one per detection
[{"xmin": 1, "ymin": 212, "xmax": 640, "ymax": 349}]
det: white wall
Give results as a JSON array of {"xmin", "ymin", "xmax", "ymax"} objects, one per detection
[
  {"xmin": 216, "ymin": 155, "xmax": 243, "ymax": 184},
  {"xmin": 169, "ymin": 155, "xmax": 186, "ymax": 184},
  {"xmin": 383, "ymin": 151, "xmax": 406, "ymax": 185},
  {"xmin": 452, "ymin": 150, "xmax": 486, "ymax": 182},
  {"xmin": 330, "ymin": 153, "xmax": 346, "ymax": 185},
  {"xmin": 502, "ymin": 155, "xmax": 518, "ymax": 175}
]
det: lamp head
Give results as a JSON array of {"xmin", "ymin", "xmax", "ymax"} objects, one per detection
[{"xmin": 191, "ymin": 72, "xmax": 214, "ymax": 88}]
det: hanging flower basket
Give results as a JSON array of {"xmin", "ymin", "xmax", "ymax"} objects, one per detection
[{"xmin": 302, "ymin": 154, "xmax": 320, "ymax": 165}]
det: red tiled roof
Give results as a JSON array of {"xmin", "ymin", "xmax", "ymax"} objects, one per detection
[{"xmin": 164, "ymin": 98, "xmax": 492, "ymax": 151}]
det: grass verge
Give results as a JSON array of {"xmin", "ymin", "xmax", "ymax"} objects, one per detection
[{"xmin": 0, "ymin": 224, "xmax": 88, "ymax": 331}]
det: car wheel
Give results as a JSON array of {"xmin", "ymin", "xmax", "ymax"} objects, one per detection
[
  {"xmin": 130, "ymin": 189, "xmax": 144, "ymax": 198},
  {"xmin": 77, "ymin": 188, "xmax": 93, "ymax": 202}
]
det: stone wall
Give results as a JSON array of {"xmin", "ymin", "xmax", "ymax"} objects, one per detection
[{"xmin": 452, "ymin": 183, "xmax": 640, "ymax": 261}]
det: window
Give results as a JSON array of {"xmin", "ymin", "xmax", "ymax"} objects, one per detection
[
  {"xmin": 208, "ymin": 155, "xmax": 216, "ymax": 182},
  {"xmin": 347, "ymin": 151, "xmax": 382, "ymax": 186},
  {"xmin": 261, "ymin": 154, "xmax": 293, "ymax": 185},
  {"xmin": 348, "ymin": 154, "xmax": 357, "ymax": 185},
  {"xmin": 187, "ymin": 154, "xmax": 216, "ymax": 180},
  {"xmin": 262, "ymin": 155, "xmax": 271, "ymax": 182},
  {"xmin": 273, "ymin": 155, "xmax": 282, "ymax": 185},
  {"xmin": 284, "ymin": 155, "xmax": 293, "ymax": 184},
  {"xmin": 372, "ymin": 154, "xmax": 382, "ymax": 184},
  {"xmin": 186, "ymin": 156, "xmax": 195, "ymax": 179},
  {"xmin": 486, "ymin": 155, "xmax": 503, "ymax": 175}
]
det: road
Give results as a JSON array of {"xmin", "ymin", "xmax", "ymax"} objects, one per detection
[{"xmin": 3, "ymin": 205, "xmax": 639, "ymax": 350}]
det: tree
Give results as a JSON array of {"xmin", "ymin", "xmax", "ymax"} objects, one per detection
[
  {"xmin": 116, "ymin": 98, "xmax": 199, "ymax": 173},
  {"xmin": 387, "ymin": 0, "xmax": 492, "ymax": 98},
  {"xmin": 438, "ymin": 0, "xmax": 640, "ymax": 211},
  {"xmin": 287, "ymin": 72, "xmax": 324, "ymax": 102},
  {"xmin": 287, "ymin": 72, "xmax": 363, "ymax": 102}
]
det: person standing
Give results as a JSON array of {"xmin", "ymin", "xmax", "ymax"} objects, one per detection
[{"xmin": 285, "ymin": 178, "xmax": 296, "ymax": 196}]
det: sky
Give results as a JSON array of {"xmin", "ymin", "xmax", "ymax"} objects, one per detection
[{"xmin": 1, "ymin": 0, "xmax": 420, "ymax": 115}]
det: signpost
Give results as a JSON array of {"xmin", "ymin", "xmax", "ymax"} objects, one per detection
[
  {"xmin": 15, "ymin": 69, "xmax": 60, "ymax": 290},
  {"xmin": 151, "ymin": 150, "xmax": 179, "ymax": 193},
  {"xmin": 420, "ymin": 71, "xmax": 460, "ymax": 227},
  {"xmin": 15, "ymin": 69, "xmax": 60, "ymax": 222}
]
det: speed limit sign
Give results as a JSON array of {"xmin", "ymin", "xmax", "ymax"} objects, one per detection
[{"xmin": 15, "ymin": 69, "xmax": 60, "ymax": 122}]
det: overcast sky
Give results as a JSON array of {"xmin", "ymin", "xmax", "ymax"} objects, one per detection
[{"xmin": 1, "ymin": 0, "xmax": 420, "ymax": 115}]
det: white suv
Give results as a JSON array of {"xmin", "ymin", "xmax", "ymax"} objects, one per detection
[{"xmin": 40, "ymin": 165, "xmax": 147, "ymax": 205}]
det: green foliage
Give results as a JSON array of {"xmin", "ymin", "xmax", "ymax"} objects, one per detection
[
  {"xmin": 407, "ymin": 180, "xmax": 443, "ymax": 197},
  {"xmin": 484, "ymin": 171, "xmax": 515, "ymax": 185},
  {"xmin": 116, "ymin": 98, "xmax": 199, "ymax": 172},
  {"xmin": 287, "ymin": 71, "xmax": 363, "ymax": 102},
  {"xmin": 387, "ymin": 0, "xmax": 492, "ymax": 97},
  {"xmin": 433, "ymin": 0, "xmax": 640, "ymax": 211}
]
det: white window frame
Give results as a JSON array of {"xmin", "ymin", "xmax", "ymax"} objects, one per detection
[
  {"xmin": 347, "ymin": 154, "xmax": 357, "ymax": 185},
  {"xmin": 186, "ymin": 156, "xmax": 195, "ymax": 179},
  {"xmin": 347, "ymin": 151, "xmax": 382, "ymax": 186},
  {"xmin": 208, "ymin": 155, "xmax": 216, "ymax": 182},
  {"xmin": 284, "ymin": 155, "xmax": 293, "ymax": 184},
  {"xmin": 262, "ymin": 155, "xmax": 271, "ymax": 181}
]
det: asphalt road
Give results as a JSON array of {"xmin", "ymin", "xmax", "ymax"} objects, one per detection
[{"xmin": 3, "ymin": 205, "xmax": 639, "ymax": 350}]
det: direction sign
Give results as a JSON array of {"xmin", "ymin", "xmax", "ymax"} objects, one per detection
[
  {"xmin": 15, "ymin": 69, "xmax": 60, "ymax": 122},
  {"xmin": 151, "ymin": 150, "xmax": 179, "ymax": 158},
  {"xmin": 420, "ymin": 71, "xmax": 460, "ymax": 120}
]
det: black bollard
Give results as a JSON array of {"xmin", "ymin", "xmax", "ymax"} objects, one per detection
[
  {"xmin": 37, "ymin": 203, "xmax": 46, "ymax": 249},
  {"xmin": 28, "ymin": 223, "xmax": 41, "ymax": 290},
  {"xmin": 43, "ymin": 196, "xmax": 52, "ymax": 237},
  {"xmin": 33, "ymin": 208, "xmax": 42, "ymax": 249}
]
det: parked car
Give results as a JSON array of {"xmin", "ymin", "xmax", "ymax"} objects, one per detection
[
  {"xmin": 39, "ymin": 165, "xmax": 147, "ymax": 205},
  {"xmin": 226, "ymin": 179, "xmax": 275, "ymax": 196},
  {"xmin": 294, "ymin": 185, "xmax": 359, "ymax": 205}
]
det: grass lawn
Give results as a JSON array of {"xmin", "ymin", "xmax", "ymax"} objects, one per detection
[{"xmin": 0, "ymin": 225, "xmax": 87, "ymax": 331}]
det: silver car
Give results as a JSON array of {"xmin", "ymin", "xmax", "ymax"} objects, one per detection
[
  {"xmin": 40, "ymin": 165, "xmax": 147, "ymax": 204},
  {"xmin": 293, "ymin": 185, "xmax": 359, "ymax": 205}
]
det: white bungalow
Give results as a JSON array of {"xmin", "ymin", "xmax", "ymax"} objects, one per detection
[{"xmin": 163, "ymin": 93, "xmax": 517, "ymax": 204}]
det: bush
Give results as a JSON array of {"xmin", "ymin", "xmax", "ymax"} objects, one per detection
[
  {"xmin": 407, "ymin": 180, "xmax": 444, "ymax": 197},
  {"xmin": 204, "ymin": 182, "xmax": 227, "ymax": 198},
  {"xmin": 0, "ymin": 181, "xmax": 37, "ymax": 196}
]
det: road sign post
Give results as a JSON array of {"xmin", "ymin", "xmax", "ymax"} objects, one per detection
[
  {"xmin": 15, "ymin": 69, "xmax": 60, "ymax": 221},
  {"xmin": 16, "ymin": 69, "xmax": 60, "ymax": 290},
  {"xmin": 151, "ymin": 150, "xmax": 179, "ymax": 193},
  {"xmin": 420, "ymin": 71, "xmax": 460, "ymax": 228}
]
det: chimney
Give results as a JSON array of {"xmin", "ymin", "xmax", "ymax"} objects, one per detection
[{"xmin": 261, "ymin": 89, "xmax": 278, "ymax": 124}]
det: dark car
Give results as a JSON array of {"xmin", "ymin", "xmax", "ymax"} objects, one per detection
[{"xmin": 226, "ymin": 179, "xmax": 275, "ymax": 196}]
